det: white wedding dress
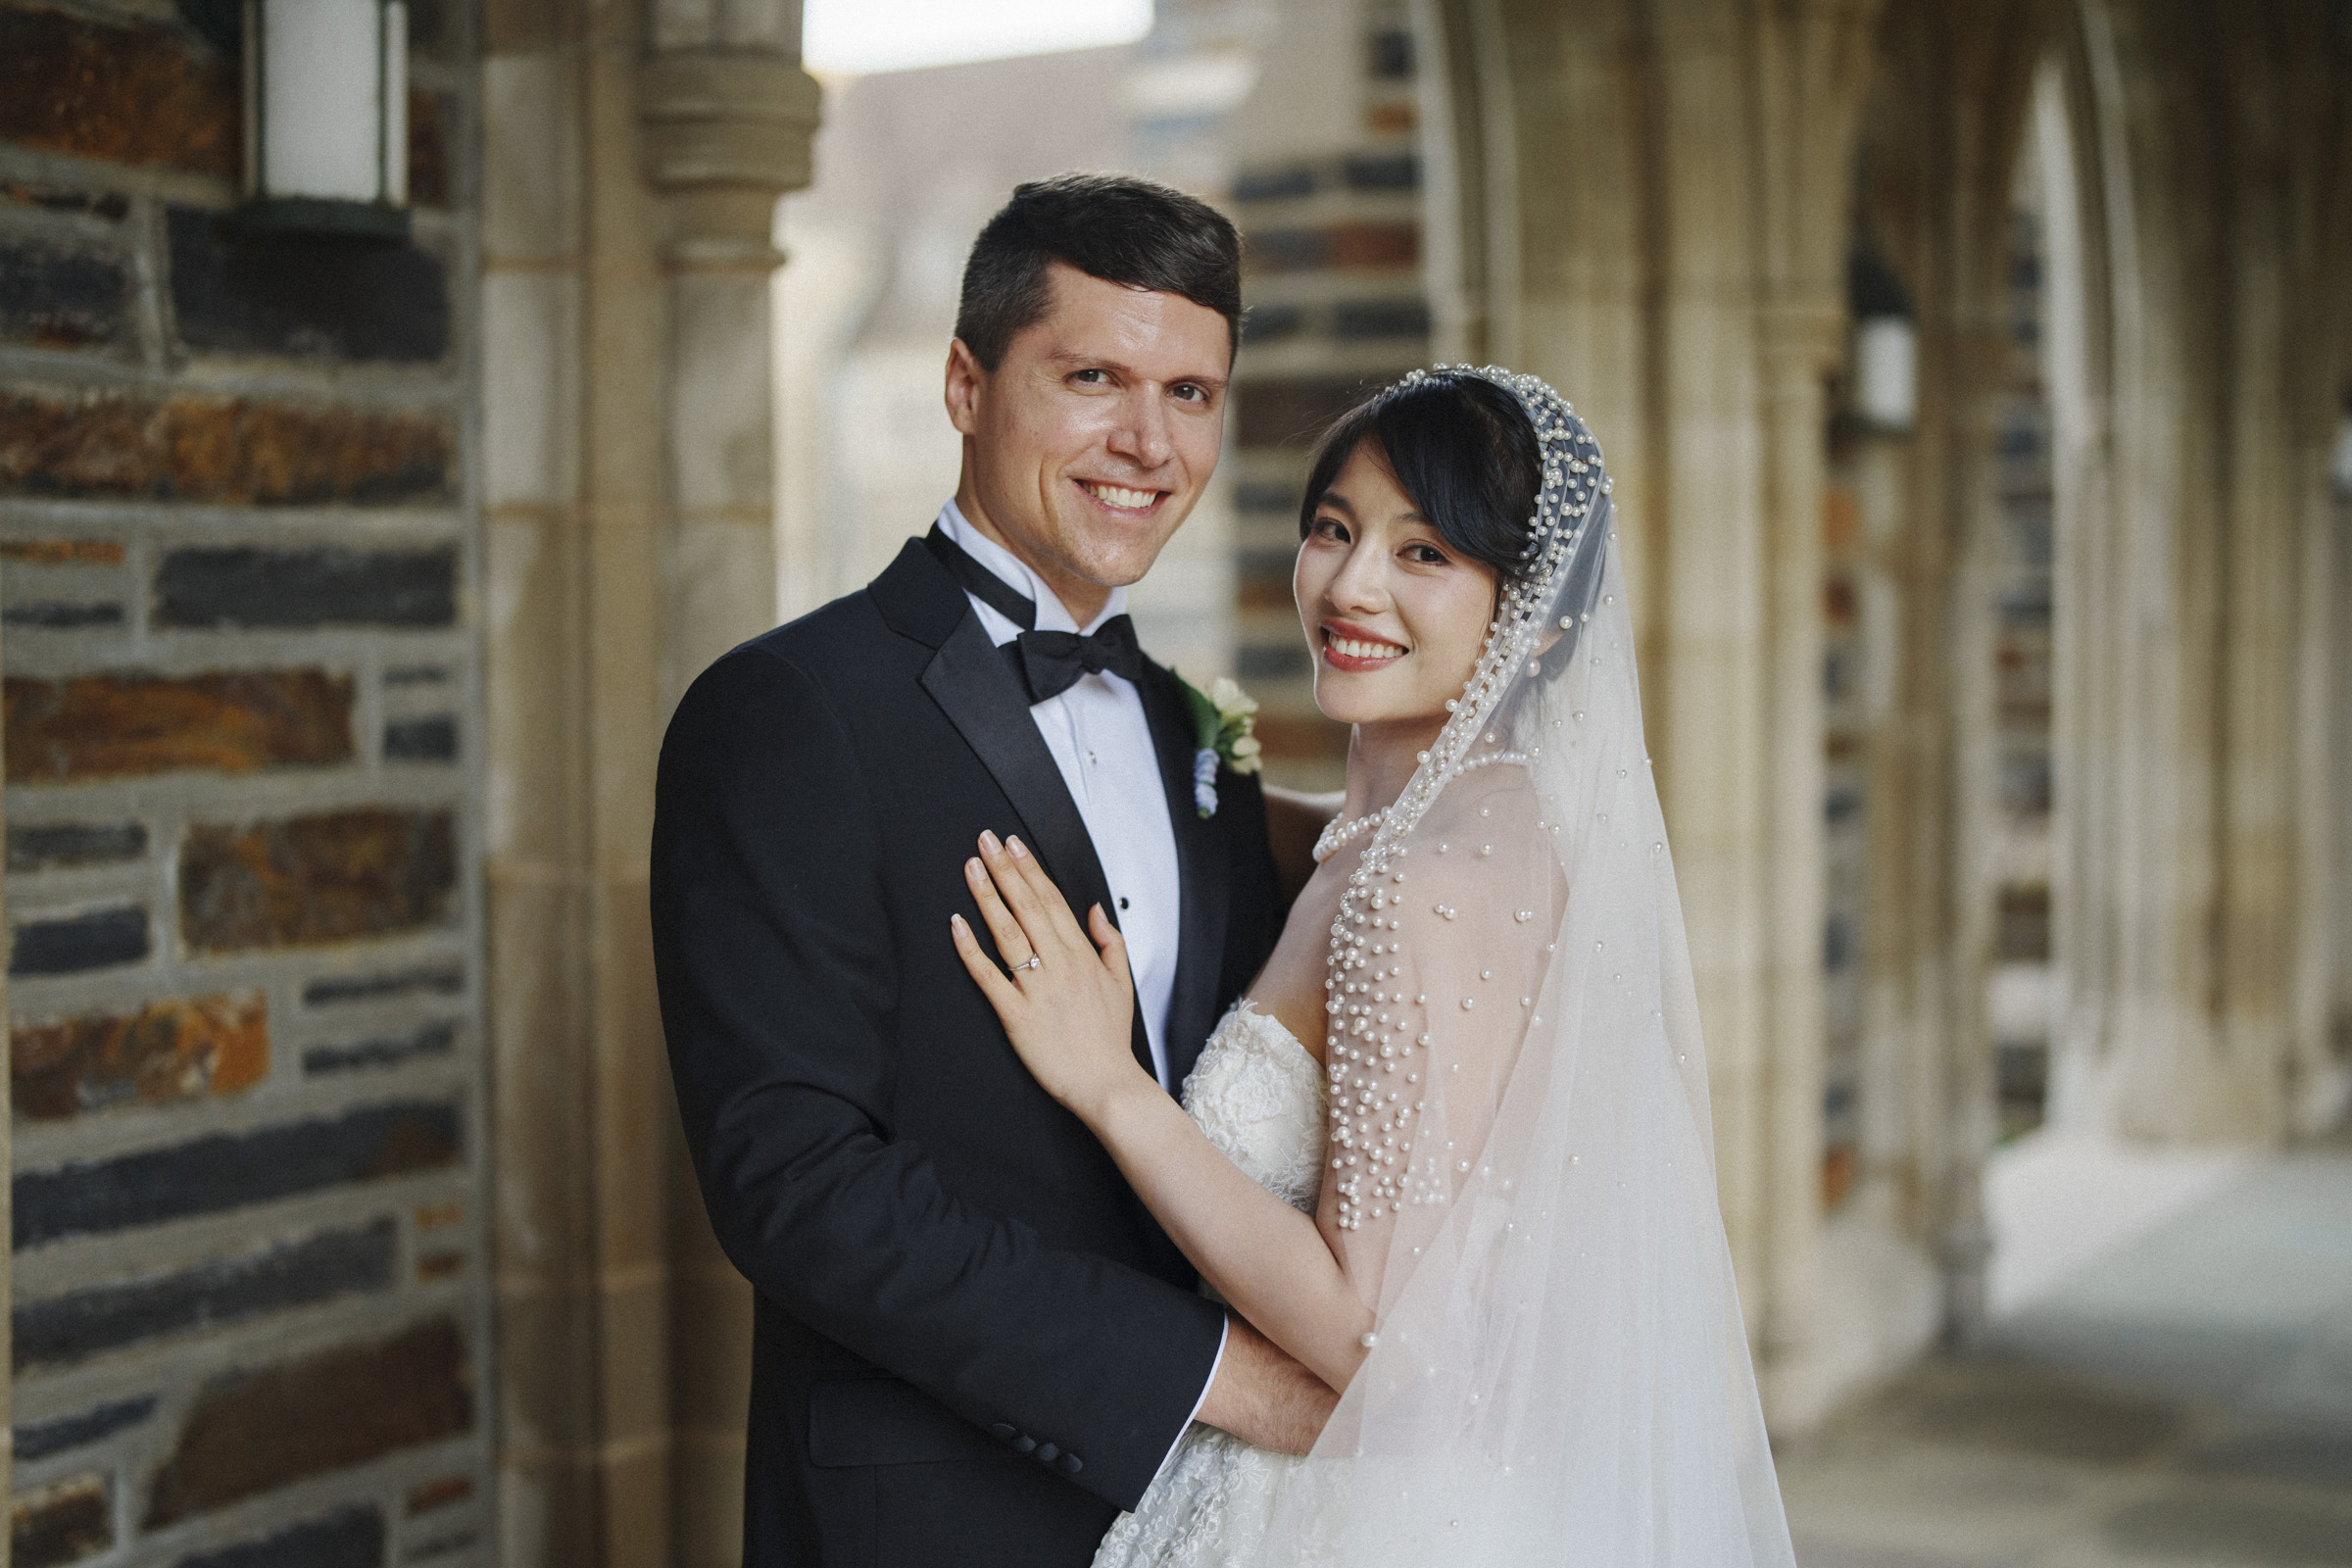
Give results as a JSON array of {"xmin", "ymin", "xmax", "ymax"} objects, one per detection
[{"xmin": 1095, "ymin": 1002, "xmax": 1325, "ymax": 1568}]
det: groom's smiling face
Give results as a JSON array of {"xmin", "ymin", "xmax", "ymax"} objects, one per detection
[{"xmin": 946, "ymin": 261, "xmax": 1230, "ymax": 622}]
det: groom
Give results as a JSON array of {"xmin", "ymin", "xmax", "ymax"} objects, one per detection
[{"xmin": 653, "ymin": 174, "xmax": 1333, "ymax": 1568}]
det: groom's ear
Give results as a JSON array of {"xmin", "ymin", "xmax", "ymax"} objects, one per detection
[{"xmin": 944, "ymin": 337, "xmax": 987, "ymax": 436}]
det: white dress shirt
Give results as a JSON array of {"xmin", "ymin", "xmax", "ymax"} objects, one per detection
[
  {"xmin": 935, "ymin": 502, "xmax": 1226, "ymax": 1454},
  {"xmin": 938, "ymin": 501, "xmax": 1184, "ymax": 1089}
]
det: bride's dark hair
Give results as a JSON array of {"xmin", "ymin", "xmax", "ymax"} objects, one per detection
[{"xmin": 1298, "ymin": 369, "xmax": 1544, "ymax": 580}]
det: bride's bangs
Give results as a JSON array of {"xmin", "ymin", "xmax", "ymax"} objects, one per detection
[{"xmin": 1297, "ymin": 371, "xmax": 1542, "ymax": 580}]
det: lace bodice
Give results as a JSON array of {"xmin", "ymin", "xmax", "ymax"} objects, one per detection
[
  {"xmin": 1178, "ymin": 1002, "xmax": 1325, "ymax": 1214},
  {"xmin": 1095, "ymin": 1002, "xmax": 1324, "ymax": 1568}
]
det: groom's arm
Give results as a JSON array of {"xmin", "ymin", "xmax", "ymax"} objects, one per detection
[{"xmin": 652, "ymin": 645, "xmax": 1224, "ymax": 1512}]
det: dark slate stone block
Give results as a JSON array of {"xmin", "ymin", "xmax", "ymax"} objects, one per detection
[
  {"xmin": 171, "ymin": 1505, "xmax": 384, "ymax": 1568},
  {"xmin": 0, "ymin": 237, "xmax": 126, "ymax": 351},
  {"xmin": 1233, "ymin": 481, "xmax": 1298, "ymax": 515},
  {"xmin": 2106, "ymin": 1494, "xmax": 2352, "ymax": 1566},
  {"xmin": 1240, "ymin": 305, "xmax": 1305, "ymax": 345},
  {"xmin": 1332, "ymin": 299, "xmax": 1431, "ymax": 339},
  {"xmin": 167, "ymin": 207, "xmax": 449, "ymax": 364},
  {"xmin": 303, "ymin": 965, "xmax": 464, "ymax": 1006},
  {"xmin": 407, "ymin": 1528, "xmax": 476, "ymax": 1560},
  {"xmin": 384, "ymin": 664, "xmax": 450, "ymax": 686},
  {"xmin": 10, "ymin": 906, "xmax": 148, "ymax": 976},
  {"xmin": 2182, "ymin": 1429, "xmax": 2352, "ymax": 1492},
  {"xmin": 0, "ymin": 185, "xmax": 130, "ymax": 221},
  {"xmin": 1344, "ymin": 152, "xmax": 1420, "ymax": 191},
  {"xmin": 7, "ymin": 821, "xmax": 146, "ymax": 872},
  {"xmin": 1234, "ymin": 167, "xmax": 1315, "ymax": 202},
  {"xmin": 1237, "ymin": 644, "xmax": 1309, "ymax": 680},
  {"xmin": 155, "ymin": 547, "xmax": 457, "ymax": 629},
  {"xmin": 303, "ymin": 1021, "xmax": 458, "ymax": 1074},
  {"xmin": 383, "ymin": 715, "xmax": 458, "ymax": 761},
  {"xmin": 14, "ymin": 1101, "xmax": 461, "ymax": 1249},
  {"xmin": 2, "ymin": 602, "xmax": 124, "ymax": 628},
  {"xmin": 1368, "ymin": 27, "xmax": 1416, "ymax": 79},
  {"xmin": 1235, "ymin": 375, "xmax": 1378, "ymax": 450},
  {"xmin": 1244, "ymin": 227, "xmax": 1326, "ymax": 272},
  {"xmin": 15, "ymin": 1396, "xmax": 158, "ymax": 1460},
  {"xmin": 15, "ymin": 1219, "xmax": 396, "ymax": 1368}
]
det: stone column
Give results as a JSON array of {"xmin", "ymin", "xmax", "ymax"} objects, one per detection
[
  {"xmin": 640, "ymin": 20, "xmax": 820, "ymax": 1568},
  {"xmin": 2049, "ymin": 0, "xmax": 2348, "ymax": 1148},
  {"xmin": 483, "ymin": 3, "xmax": 815, "ymax": 1565},
  {"xmin": 1422, "ymin": 0, "xmax": 1883, "ymax": 1431}
]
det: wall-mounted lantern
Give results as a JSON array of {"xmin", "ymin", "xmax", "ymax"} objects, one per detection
[
  {"xmin": 233, "ymin": 0, "xmax": 411, "ymax": 240},
  {"xmin": 1847, "ymin": 247, "xmax": 1917, "ymax": 435}
]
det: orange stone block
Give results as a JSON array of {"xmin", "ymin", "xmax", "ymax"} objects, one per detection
[
  {"xmin": 416, "ymin": 1249, "xmax": 466, "ymax": 1282},
  {"xmin": 0, "ymin": 539, "xmax": 124, "ymax": 564},
  {"xmin": 406, "ymin": 1475, "xmax": 473, "ymax": 1517},
  {"xmin": 12, "ymin": 992, "xmax": 269, "ymax": 1121},
  {"xmin": 145, "ymin": 1317, "xmax": 472, "ymax": 1527},
  {"xmin": 0, "ymin": 10, "xmax": 239, "ymax": 178},
  {"xmin": 180, "ymin": 808, "xmax": 458, "ymax": 954},
  {"xmin": 11, "ymin": 1473, "xmax": 112, "ymax": 1568},
  {"xmin": 0, "ymin": 391, "xmax": 453, "ymax": 506},
  {"xmin": 1324, "ymin": 220, "xmax": 1420, "ymax": 270},
  {"xmin": 5, "ymin": 670, "xmax": 355, "ymax": 783}
]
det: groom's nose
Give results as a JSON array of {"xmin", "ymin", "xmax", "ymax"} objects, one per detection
[{"xmin": 1105, "ymin": 389, "xmax": 1174, "ymax": 470}]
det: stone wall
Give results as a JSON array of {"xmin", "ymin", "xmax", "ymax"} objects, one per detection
[
  {"xmin": 1225, "ymin": 0, "xmax": 1432, "ymax": 791},
  {"xmin": 0, "ymin": 4, "xmax": 491, "ymax": 1566}
]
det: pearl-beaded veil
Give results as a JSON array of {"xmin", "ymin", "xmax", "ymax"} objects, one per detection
[{"xmin": 1249, "ymin": 368, "xmax": 1796, "ymax": 1566}]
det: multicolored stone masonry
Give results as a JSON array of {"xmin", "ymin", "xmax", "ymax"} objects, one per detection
[{"xmin": 1, "ymin": 1, "xmax": 490, "ymax": 1563}]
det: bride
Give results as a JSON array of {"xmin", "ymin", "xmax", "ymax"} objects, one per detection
[{"xmin": 950, "ymin": 368, "xmax": 1795, "ymax": 1566}]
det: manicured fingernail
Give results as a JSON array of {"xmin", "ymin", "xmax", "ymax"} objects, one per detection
[
  {"xmin": 980, "ymin": 830, "xmax": 1002, "ymax": 855},
  {"xmin": 951, "ymin": 913, "xmax": 965, "ymax": 931},
  {"xmin": 965, "ymin": 858, "xmax": 983, "ymax": 880},
  {"xmin": 1006, "ymin": 835, "xmax": 1028, "ymax": 858}
]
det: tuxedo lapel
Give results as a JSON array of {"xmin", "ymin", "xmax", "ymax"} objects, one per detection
[
  {"xmin": 916, "ymin": 594, "xmax": 1158, "ymax": 1081},
  {"xmin": 1138, "ymin": 662, "xmax": 1230, "ymax": 1090}
]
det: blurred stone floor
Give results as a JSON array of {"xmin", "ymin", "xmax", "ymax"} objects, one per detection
[{"xmin": 1779, "ymin": 1130, "xmax": 2352, "ymax": 1568}]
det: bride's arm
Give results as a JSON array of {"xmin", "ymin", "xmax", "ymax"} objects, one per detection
[{"xmin": 952, "ymin": 834, "xmax": 1374, "ymax": 1392}]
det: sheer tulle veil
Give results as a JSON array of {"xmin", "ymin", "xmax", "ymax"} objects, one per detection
[{"xmin": 1249, "ymin": 368, "xmax": 1797, "ymax": 1566}]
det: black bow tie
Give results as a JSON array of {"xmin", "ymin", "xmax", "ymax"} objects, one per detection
[{"xmin": 925, "ymin": 525, "xmax": 1146, "ymax": 701}]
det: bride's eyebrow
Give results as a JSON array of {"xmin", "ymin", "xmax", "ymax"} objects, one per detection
[{"xmin": 1315, "ymin": 491, "xmax": 1356, "ymax": 516}]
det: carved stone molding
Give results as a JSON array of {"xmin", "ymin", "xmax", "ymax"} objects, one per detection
[{"xmin": 638, "ymin": 49, "xmax": 822, "ymax": 265}]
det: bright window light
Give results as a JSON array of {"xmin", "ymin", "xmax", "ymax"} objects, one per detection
[{"xmin": 804, "ymin": 0, "xmax": 1153, "ymax": 75}]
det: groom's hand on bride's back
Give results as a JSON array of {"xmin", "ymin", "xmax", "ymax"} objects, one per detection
[{"xmin": 1197, "ymin": 1312, "xmax": 1339, "ymax": 1455}]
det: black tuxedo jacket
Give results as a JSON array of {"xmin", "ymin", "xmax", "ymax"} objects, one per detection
[{"xmin": 652, "ymin": 536, "xmax": 1285, "ymax": 1567}]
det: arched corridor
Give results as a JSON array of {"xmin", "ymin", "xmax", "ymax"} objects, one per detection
[{"xmin": 0, "ymin": 2, "xmax": 2341, "ymax": 1564}]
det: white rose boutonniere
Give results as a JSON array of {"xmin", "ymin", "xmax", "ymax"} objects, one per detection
[{"xmin": 1176, "ymin": 674, "xmax": 1261, "ymax": 817}]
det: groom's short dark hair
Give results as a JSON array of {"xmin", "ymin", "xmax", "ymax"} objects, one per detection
[{"xmin": 956, "ymin": 173, "xmax": 1242, "ymax": 370}]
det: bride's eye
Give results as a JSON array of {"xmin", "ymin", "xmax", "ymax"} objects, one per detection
[
  {"xmin": 1404, "ymin": 543, "xmax": 1450, "ymax": 565},
  {"xmin": 1310, "ymin": 515, "xmax": 1351, "ymax": 543}
]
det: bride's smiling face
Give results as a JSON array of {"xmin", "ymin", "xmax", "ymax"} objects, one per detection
[{"xmin": 1295, "ymin": 440, "xmax": 1500, "ymax": 728}]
